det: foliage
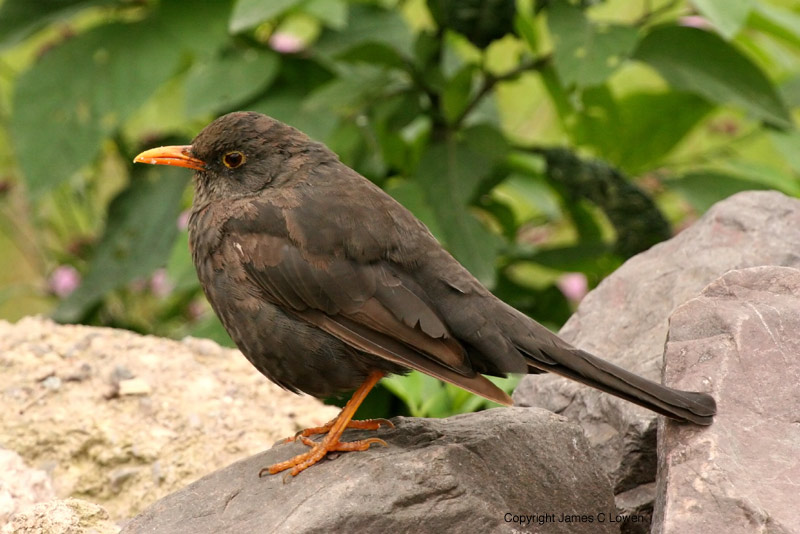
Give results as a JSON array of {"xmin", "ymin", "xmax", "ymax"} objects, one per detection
[{"xmin": 0, "ymin": 0, "xmax": 798, "ymax": 418}]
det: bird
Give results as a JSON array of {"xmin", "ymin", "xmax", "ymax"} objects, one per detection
[{"xmin": 134, "ymin": 111, "xmax": 716, "ymax": 477}]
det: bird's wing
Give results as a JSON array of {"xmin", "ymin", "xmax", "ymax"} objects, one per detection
[{"xmin": 225, "ymin": 226, "xmax": 511, "ymax": 406}]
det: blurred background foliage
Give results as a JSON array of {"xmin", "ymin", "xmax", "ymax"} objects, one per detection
[{"xmin": 0, "ymin": 0, "xmax": 798, "ymax": 418}]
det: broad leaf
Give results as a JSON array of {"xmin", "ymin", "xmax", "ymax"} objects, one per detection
[
  {"xmin": 384, "ymin": 179, "xmax": 444, "ymax": 240},
  {"xmin": 691, "ymin": 0, "xmax": 754, "ymax": 38},
  {"xmin": 414, "ymin": 127, "xmax": 508, "ymax": 287},
  {"xmin": 11, "ymin": 2, "xmax": 231, "ymax": 198},
  {"xmin": 53, "ymin": 168, "xmax": 189, "ymax": 323},
  {"xmin": 314, "ymin": 4, "xmax": 414, "ymax": 60},
  {"xmin": 229, "ymin": 0, "xmax": 301, "ymax": 33},
  {"xmin": 749, "ymin": 2, "xmax": 800, "ymax": 50},
  {"xmin": 548, "ymin": 2, "xmax": 639, "ymax": 88},
  {"xmin": 633, "ymin": 25, "xmax": 792, "ymax": 129},
  {"xmin": 574, "ymin": 88, "xmax": 713, "ymax": 173},
  {"xmin": 303, "ymin": 0, "xmax": 348, "ymax": 30},
  {"xmin": 442, "ymin": 64, "xmax": 477, "ymax": 124},
  {"xmin": 668, "ymin": 171, "xmax": 773, "ymax": 212},
  {"xmin": 770, "ymin": 130, "xmax": 800, "ymax": 176},
  {"xmin": 185, "ymin": 49, "xmax": 280, "ymax": 117},
  {"xmin": 0, "ymin": 0, "xmax": 116, "ymax": 49}
]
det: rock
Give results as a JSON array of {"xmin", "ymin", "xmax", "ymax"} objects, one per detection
[
  {"xmin": 2, "ymin": 498, "xmax": 118, "ymax": 534},
  {"xmin": 0, "ymin": 317, "xmax": 339, "ymax": 522},
  {"xmin": 122, "ymin": 408, "xmax": 621, "ymax": 534},
  {"xmin": 614, "ymin": 483, "xmax": 655, "ymax": 534},
  {"xmin": 117, "ymin": 378, "xmax": 151, "ymax": 397},
  {"xmin": 0, "ymin": 448, "xmax": 56, "ymax": 525},
  {"xmin": 513, "ymin": 191, "xmax": 800, "ymax": 498},
  {"xmin": 654, "ymin": 266, "xmax": 800, "ymax": 534}
]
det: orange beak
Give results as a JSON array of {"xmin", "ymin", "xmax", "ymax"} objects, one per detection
[{"xmin": 133, "ymin": 145, "xmax": 206, "ymax": 171}]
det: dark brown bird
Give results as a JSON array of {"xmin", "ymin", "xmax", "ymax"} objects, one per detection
[{"xmin": 134, "ymin": 111, "xmax": 716, "ymax": 477}]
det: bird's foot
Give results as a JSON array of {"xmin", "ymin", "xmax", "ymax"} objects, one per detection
[
  {"xmin": 262, "ymin": 431, "xmax": 388, "ymax": 478},
  {"xmin": 282, "ymin": 417, "xmax": 394, "ymax": 443},
  {"xmin": 260, "ymin": 371, "xmax": 387, "ymax": 479}
]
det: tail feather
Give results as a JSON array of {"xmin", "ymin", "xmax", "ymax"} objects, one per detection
[{"xmin": 517, "ymin": 341, "xmax": 716, "ymax": 425}]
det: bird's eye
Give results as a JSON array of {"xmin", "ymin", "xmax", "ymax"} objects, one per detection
[{"xmin": 222, "ymin": 151, "xmax": 245, "ymax": 169}]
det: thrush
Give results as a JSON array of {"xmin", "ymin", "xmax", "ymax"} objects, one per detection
[{"xmin": 134, "ymin": 111, "xmax": 716, "ymax": 477}]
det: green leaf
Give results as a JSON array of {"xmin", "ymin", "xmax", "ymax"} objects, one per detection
[
  {"xmin": 668, "ymin": 171, "xmax": 774, "ymax": 212},
  {"xmin": 11, "ymin": 2, "xmax": 231, "ymax": 197},
  {"xmin": 249, "ymin": 59, "xmax": 337, "ymax": 142},
  {"xmin": 770, "ymin": 130, "xmax": 800, "ymax": 176},
  {"xmin": 495, "ymin": 172, "xmax": 561, "ymax": 222},
  {"xmin": 303, "ymin": 0, "xmax": 348, "ymax": 30},
  {"xmin": 314, "ymin": 4, "xmax": 413, "ymax": 60},
  {"xmin": 304, "ymin": 65, "xmax": 396, "ymax": 116},
  {"xmin": 514, "ymin": 10, "xmax": 540, "ymax": 53},
  {"xmin": 442, "ymin": 64, "xmax": 477, "ymax": 123},
  {"xmin": 185, "ymin": 49, "xmax": 280, "ymax": 117},
  {"xmin": 53, "ymin": 168, "xmax": 189, "ymax": 323},
  {"xmin": 165, "ymin": 230, "xmax": 199, "ymax": 293},
  {"xmin": 336, "ymin": 42, "xmax": 408, "ymax": 70},
  {"xmin": 547, "ymin": 2, "xmax": 639, "ymax": 88},
  {"xmin": 749, "ymin": 2, "xmax": 800, "ymax": 50},
  {"xmin": 384, "ymin": 179, "xmax": 444, "ymax": 240},
  {"xmin": 229, "ymin": 0, "xmax": 301, "ymax": 33},
  {"xmin": 691, "ymin": 0, "xmax": 754, "ymax": 38},
  {"xmin": 0, "ymin": 0, "xmax": 116, "ymax": 49},
  {"xmin": 382, "ymin": 372, "xmax": 449, "ymax": 418},
  {"xmin": 574, "ymin": 87, "xmax": 713, "ymax": 173},
  {"xmin": 633, "ymin": 25, "xmax": 792, "ymax": 129},
  {"xmin": 414, "ymin": 128, "xmax": 508, "ymax": 287},
  {"xmin": 718, "ymin": 160, "xmax": 800, "ymax": 196}
]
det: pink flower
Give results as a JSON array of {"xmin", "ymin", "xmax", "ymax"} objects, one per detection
[
  {"xmin": 557, "ymin": 272, "xmax": 588, "ymax": 303},
  {"xmin": 679, "ymin": 16, "xmax": 713, "ymax": 30},
  {"xmin": 269, "ymin": 32, "xmax": 304, "ymax": 54},
  {"xmin": 49, "ymin": 265, "xmax": 81, "ymax": 298},
  {"xmin": 149, "ymin": 269, "xmax": 174, "ymax": 298},
  {"xmin": 177, "ymin": 210, "xmax": 190, "ymax": 231}
]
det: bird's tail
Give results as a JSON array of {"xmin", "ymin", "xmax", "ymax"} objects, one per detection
[{"xmin": 513, "ymin": 326, "xmax": 716, "ymax": 425}]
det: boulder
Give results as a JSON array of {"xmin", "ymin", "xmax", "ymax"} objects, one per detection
[
  {"xmin": 514, "ymin": 191, "xmax": 800, "ymax": 499},
  {"xmin": 1, "ymin": 498, "xmax": 118, "ymax": 534},
  {"xmin": 0, "ymin": 448, "xmax": 56, "ymax": 526},
  {"xmin": 654, "ymin": 266, "xmax": 800, "ymax": 534},
  {"xmin": 0, "ymin": 317, "xmax": 338, "ymax": 522},
  {"xmin": 122, "ymin": 408, "xmax": 623, "ymax": 534}
]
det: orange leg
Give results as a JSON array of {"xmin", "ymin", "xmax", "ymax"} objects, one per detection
[
  {"xmin": 261, "ymin": 371, "xmax": 389, "ymax": 478},
  {"xmin": 283, "ymin": 417, "xmax": 393, "ymax": 443}
]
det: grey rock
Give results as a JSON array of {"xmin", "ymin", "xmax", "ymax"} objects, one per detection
[
  {"xmin": 654, "ymin": 266, "xmax": 800, "ymax": 534},
  {"xmin": 122, "ymin": 408, "xmax": 619, "ymax": 534},
  {"xmin": 514, "ymin": 191, "xmax": 800, "ymax": 496},
  {"xmin": 615, "ymin": 483, "xmax": 655, "ymax": 534}
]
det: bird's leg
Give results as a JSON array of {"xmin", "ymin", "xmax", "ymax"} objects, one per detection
[
  {"xmin": 262, "ymin": 371, "xmax": 388, "ymax": 478},
  {"xmin": 283, "ymin": 417, "xmax": 393, "ymax": 443}
]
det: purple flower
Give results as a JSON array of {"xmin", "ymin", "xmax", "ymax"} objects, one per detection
[
  {"xmin": 269, "ymin": 32, "xmax": 304, "ymax": 54},
  {"xmin": 49, "ymin": 265, "xmax": 81, "ymax": 298},
  {"xmin": 557, "ymin": 272, "xmax": 588, "ymax": 303}
]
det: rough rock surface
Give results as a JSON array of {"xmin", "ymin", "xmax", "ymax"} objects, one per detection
[
  {"xmin": 1, "ymin": 498, "xmax": 119, "ymax": 534},
  {"xmin": 514, "ymin": 191, "xmax": 800, "ymax": 496},
  {"xmin": 654, "ymin": 266, "xmax": 800, "ymax": 534},
  {"xmin": 0, "ymin": 448, "xmax": 56, "ymax": 526},
  {"xmin": 0, "ymin": 316, "xmax": 339, "ymax": 523},
  {"xmin": 122, "ymin": 408, "xmax": 624, "ymax": 534}
]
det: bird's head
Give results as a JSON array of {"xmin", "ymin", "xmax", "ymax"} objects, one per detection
[{"xmin": 134, "ymin": 111, "xmax": 332, "ymax": 203}]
